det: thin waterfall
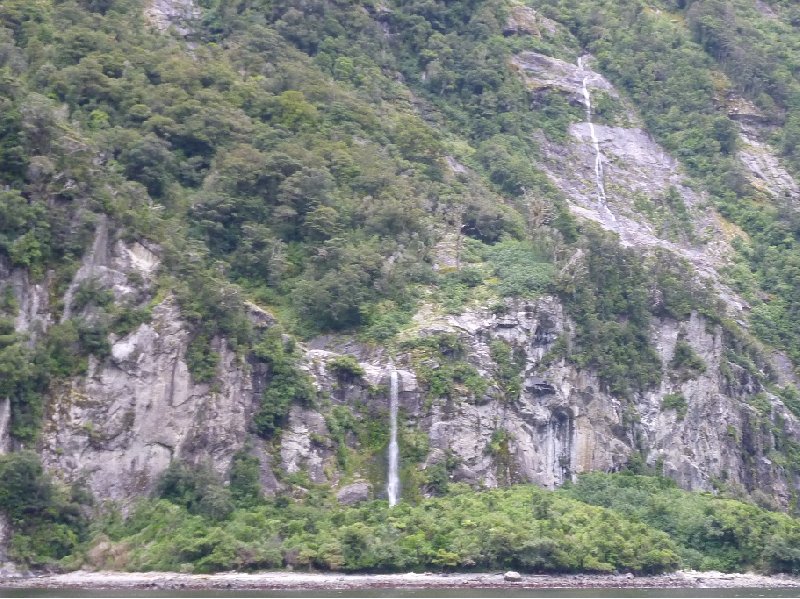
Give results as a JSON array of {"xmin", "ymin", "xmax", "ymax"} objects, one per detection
[
  {"xmin": 578, "ymin": 57, "xmax": 608, "ymax": 207},
  {"xmin": 387, "ymin": 369, "xmax": 400, "ymax": 506}
]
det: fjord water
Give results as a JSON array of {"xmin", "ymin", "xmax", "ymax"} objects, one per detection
[{"xmin": 2, "ymin": 588, "xmax": 799, "ymax": 598}]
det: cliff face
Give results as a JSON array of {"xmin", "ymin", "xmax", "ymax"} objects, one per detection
[
  {"xmin": 5, "ymin": 231, "xmax": 796, "ymax": 507},
  {"xmin": 40, "ymin": 297, "xmax": 256, "ymax": 501},
  {"xmin": 2, "ymin": 0, "xmax": 800, "ymax": 515}
]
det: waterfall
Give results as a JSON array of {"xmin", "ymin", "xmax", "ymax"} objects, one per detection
[
  {"xmin": 0, "ymin": 397, "xmax": 9, "ymax": 455},
  {"xmin": 387, "ymin": 369, "xmax": 400, "ymax": 506},
  {"xmin": 578, "ymin": 57, "xmax": 609, "ymax": 208}
]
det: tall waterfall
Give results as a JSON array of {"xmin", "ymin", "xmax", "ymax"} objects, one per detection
[
  {"xmin": 387, "ymin": 369, "xmax": 400, "ymax": 506},
  {"xmin": 578, "ymin": 56, "xmax": 608, "ymax": 206}
]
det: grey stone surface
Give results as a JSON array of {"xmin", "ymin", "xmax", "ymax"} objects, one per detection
[
  {"xmin": 145, "ymin": 0, "xmax": 200, "ymax": 36},
  {"xmin": 336, "ymin": 481, "xmax": 371, "ymax": 505}
]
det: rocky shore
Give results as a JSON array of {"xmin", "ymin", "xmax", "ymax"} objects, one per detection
[{"xmin": 1, "ymin": 570, "xmax": 799, "ymax": 592}]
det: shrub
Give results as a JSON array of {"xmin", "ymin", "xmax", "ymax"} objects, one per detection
[
  {"xmin": 328, "ymin": 355, "xmax": 365, "ymax": 381},
  {"xmin": 252, "ymin": 329, "xmax": 315, "ymax": 438},
  {"xmin": 669, "ymin": 340, "xmax": 706, "ymax": 382},
  {"xmin": 561, "ymin": 230, "xmax": 662, "ymax": 397},
  {"xmin": 489, "ymin": 339, "xmax": 525, "ymax": 402},
  {"xmin": 110, "ymin": 306, "xmax": 152, "ymax": 337},
  {"xmin": 94, "ymin": 478, "xmax": 683, "ymax": 574},
  {"xmin": 156, "ymin": 461, "xmax": 233, "ymax": 521},
  {"xmin": 71, "ymin": 278, "xmax": 114, "ymax": 314},
  {"xmin": 229, "ymin": 450, "xmax": 262, "ymax": 506},
  {"xmin": 661, "ymin": 393, "xmax": 688, "ymax": 420},
  {"xmin": 485, "ymin": 240, "xmax": 554, "ymax": 297},
  {"xmin": 186, "ymin": 334, "xmax": 219, "ymax": 384},
  {"xmin": 0, "ymin": 452, "xmax": 91, "ymax": 566},
  {"xmin": 562, "ymin": 473, "xmax": 800, "ymax": 574}
]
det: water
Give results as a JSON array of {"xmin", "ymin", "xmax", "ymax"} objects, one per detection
[
  {"xmin": 387, "ymin": 369, "xmax": 400, "ymax": 507},
  {"xmin": 577, "ymin": 56, "xmax": 609, "ymax": 211},
  {"xmin": 2, "ymin": 588, "xmax": 798, "ymax": 598}
]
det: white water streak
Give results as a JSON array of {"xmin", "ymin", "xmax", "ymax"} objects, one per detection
[
  {"xmin": 578, "ymin": 57, "xmax": 608, "ymax": 207},
  {"xmin": 387, "ymin": 369, "xmax": 400, "ymax": 507}
]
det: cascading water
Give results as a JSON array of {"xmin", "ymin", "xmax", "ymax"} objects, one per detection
[
  {"xmin": 578, "ymin": 57, "xmax": 610, "ymax": 210},
  {"xmin": 387, "ymin": 369, "xmax": 400, "ymax": 507}
]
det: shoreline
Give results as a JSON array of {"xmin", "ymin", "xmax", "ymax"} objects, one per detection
[{"xmin": 2, "ymin": 570, "xmax": 800, "ymax": 591}]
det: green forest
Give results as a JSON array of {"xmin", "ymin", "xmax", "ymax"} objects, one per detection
[
  {"xmin": 5, "ymin": 451, "xmax": 800, "ymax": 575},
  {"xmin": 3, "ymin": 0, "xmax": 800, "ymax": 577}
]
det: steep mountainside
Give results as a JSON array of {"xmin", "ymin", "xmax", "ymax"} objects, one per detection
[{"xmin": 4, "ymin": 0, "xmax": 800, "ymax": 572}]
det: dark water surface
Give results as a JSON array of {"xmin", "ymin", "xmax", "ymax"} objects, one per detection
[{"xmin": 1, "ymin": 589, "xmax": 799, "ymax": 598}]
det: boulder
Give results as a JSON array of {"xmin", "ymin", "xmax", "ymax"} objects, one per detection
[
  {"xmin": 504, "ymin": 571, "xmax": 522, "ymax": 582},
  {"xmin": 336, "ymin": 481, "xmax": 371, "ymax": 505}
]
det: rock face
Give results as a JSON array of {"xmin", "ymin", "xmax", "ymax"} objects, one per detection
[
  {"xmin": 503, "ymin": 5, "xmax": 558, "ymax": 37},
  {"xmin": 13, "ymin": 222, "xmax": 270, "ymax": 503},
  {"xmin": 0, "ymin": 5, "xmax": 798, "ymax": 519},
  {"xmin": 144, "ymin": 0, "xmax": 200, "ymax": 36},
  {"xmin": 383, "ymin": 299, "xmax": 799, "ymax": 501},
  {"xmin": 336, "ymin": 481, "xmax": 371, "ymax": 505},
  {"xmin": 41, "ymin": 298, "xmax": 258, "ymax": 501},
  {"xmin": 1, "ymin": 219, "xmax": 795, "ymax": 508},
  {"xmin": 730, "ymin": 95, "xmax": 800, "ymax": 203},
  {"xmin": 0, "ymin": 399, "xmax": 10, "ymax": 456},
  {"xmin": 513, "ymin": 51, "xmax": 750, "ymax": 321},
  {"xmin": 512, "ymin": 52, "xmax": 616, "ymax": 100},
  {"xmin": 280, "ymin": 405, "xmax": 333, "ymax": 485}
]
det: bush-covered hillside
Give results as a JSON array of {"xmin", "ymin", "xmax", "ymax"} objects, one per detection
[
  {"xmin": 1, "ymin": 0, "xmax": 798, "ymax": 437},
  {"xmin": 4, "ymin": 0, "xmax": 800, "ymax": 576},
  {"xmin": 5, "ymin": 449, "xmax": 800, "ymax": 575}
]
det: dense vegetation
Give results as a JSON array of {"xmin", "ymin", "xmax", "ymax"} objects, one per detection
[
  {"xmin": 564, "ymin": 474, "xmax": 800, "ymax": 574},
  {"xmin": 91, "ymin": 475, "xmax": 681, "ymax": 574},
  {"xmin": 4, "ymin": 0, "xmax": 800, "ymax": 578},
  {"xmin": 1, "ymin": 0, "xmax": 797, "ymax": 435},
  {"xmin": 531, "ymin": 0, "xmax": 800, "ymax": 366},
  {"xmin": 6, "ymin": 452, "xmax": 800, "ymax": 575},
  {"xmin": 0, "ymin": 452, "xmax": 91, "ymax": 567}
]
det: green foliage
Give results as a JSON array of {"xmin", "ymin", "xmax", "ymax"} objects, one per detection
[
  {"xmin": 405, "ymin": 334, "xmax": 488, "ymax": 403},
  {"xmin": 560, "ymin": 230, "xmax": 662, "ymax": 397},
  {"xmin": 669, "ymin": 340, "xmax": 707, "ymax": 382},
  {"xmin": 327, "ymin": 355, "xmax": 365, "ymax": 381},
  {"xmin": 185, "ymin": 334, "xmax": 219, "ymax": 384},
  {"xmin": 776, "ymin": 386, "xmax": 800, "ymax": 420},
  {"xmin": 661, "ymin": 393, "xmax": 688, "ymax": 421},
  {"xmin": 93, "ymin": 479, "xmax": 681, "ymax": 574},
  {"xmin": 71, "ymin": 278, "xmax": 114, "ymax": 314},
  {"xmin": 252, "ymin": 328, "xmax": 315, "ymax": 438},
  {"xmin": 749, "ymin": 392, "xmax": 773, "ymax": 417},
  {"xmin": 359, "ymin": 300, "xmax": 415, "ymax": 343},
  {"xmin": 563, "ymin": 473, "xmax": 800, "ymax": 574},
  {"xmin": 434, "ymin": 266, "xmax": 486, "ymax": 314},
  {"xmin": 531, "ymin": 0, "xmax": 800, "ymax": 368},
  {"xmin": 486, "ymin": 428, "xmax": 515, "ymax": 484},
  {"xmin": 0, "ymin": 312, "xmax": 117, "ymax": 442},
  {"xmin": 229, "ymin": 450, "xmax": 262, "ymax": 507},
  {"xmin": 0, "ymin": 324, "xmax": 45, "ymax": 443},
  {"xmin": 0, "ymin": 451, "xmax": 91, "ymax": 567},
  {"xmin": 423, "ymin": 451, "xmax": 458, "ymax": 496},
  {"xmin": 485, "ymin": 239, "xmax": 554, "ymax": 298},
  {"xmin": 155, "ymin": 461, "xmax": 233, "ymax": 521},
  {"xmin": 5, "ymin": 0, "xmax": 800, "ymax": 575},
  {"xmin": 109, "ymin": 306, "xmax": 151, "ymax": 337},
  {"xmin": 489, "ymin": 339, "xmax": 525, "ymax": 402}
]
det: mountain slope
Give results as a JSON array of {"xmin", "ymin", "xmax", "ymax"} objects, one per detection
[{"xmin": 3, "ymin": 0, "xmax": 800, "ymax": 570}]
